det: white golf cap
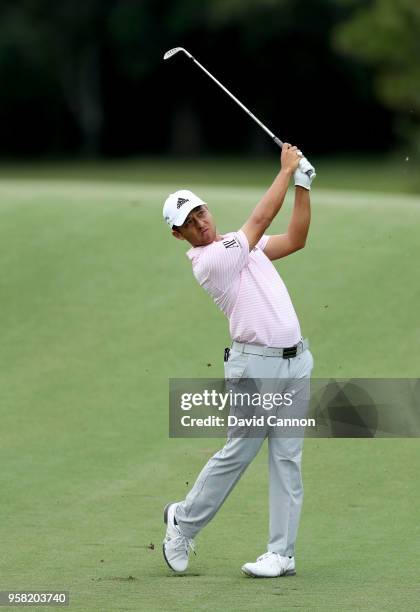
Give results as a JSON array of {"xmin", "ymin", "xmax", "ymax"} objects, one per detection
[{"xmin": 163, "ymin": 189, "xmax": 206, "ymax": 228}]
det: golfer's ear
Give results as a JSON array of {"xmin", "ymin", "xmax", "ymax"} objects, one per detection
[{"xmin": 172, "ymin": 229, "xmax": 184, "ymax": 241}]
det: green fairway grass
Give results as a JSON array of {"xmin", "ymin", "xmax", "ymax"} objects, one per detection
[{"xmin": 1, "ymin": 164, "xmax": 419, "ymax": 611}]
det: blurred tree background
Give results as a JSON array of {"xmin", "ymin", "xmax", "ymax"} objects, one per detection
[{"xmin": 0, "ymin": 0, "xmax": 417, "ymax": 158}]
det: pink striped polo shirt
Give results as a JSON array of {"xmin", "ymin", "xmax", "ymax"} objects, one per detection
[{"xmin": 186, "ymin": 230, "xmax": 301, "ymax": 347}]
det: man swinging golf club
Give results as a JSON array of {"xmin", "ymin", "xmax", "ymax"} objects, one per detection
[{"xmin": 162, "ymin": 144, "xmax": 315, "ymax": 577}]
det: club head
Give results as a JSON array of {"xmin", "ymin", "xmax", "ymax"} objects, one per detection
[{"xmin": 163, "ymin": 47, "xmax": 192, "ymax": 60}]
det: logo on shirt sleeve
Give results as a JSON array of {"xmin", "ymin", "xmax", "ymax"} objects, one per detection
[{"xmin": 223, "ymin": 238, "xmax": 239, "ymax": 249}]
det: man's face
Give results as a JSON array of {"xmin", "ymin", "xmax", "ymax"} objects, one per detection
[{"xmin": 172, "ymin": 205, "xmax": 217, "ymax": 246}]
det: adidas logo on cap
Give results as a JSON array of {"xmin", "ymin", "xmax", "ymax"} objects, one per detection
[{"xmin": 177, "ymin": 197, "xmax": 188, "ymax": 209}]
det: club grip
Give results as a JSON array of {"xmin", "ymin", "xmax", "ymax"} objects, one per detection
[{"xmin": 273, "ymin": 136, "xmax": 316, "ymax": 179}]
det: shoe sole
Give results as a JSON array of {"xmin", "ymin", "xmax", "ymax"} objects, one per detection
[
  {"xmin": 162, "ymin": 502, "xmax": 179, "ymax": 572},
  {"xmin": 241, "ymin": 568, "xmax": 296, "ymax": 578}
]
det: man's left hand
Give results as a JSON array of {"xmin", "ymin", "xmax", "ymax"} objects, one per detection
[{"xmin": 294, "ymin": 158, "xmax": 316, "ymax": 191}]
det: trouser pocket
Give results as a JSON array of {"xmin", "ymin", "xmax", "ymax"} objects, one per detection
[{"xmin": 224, "ymin": 349, "xmax": 249, "ymax": 381}]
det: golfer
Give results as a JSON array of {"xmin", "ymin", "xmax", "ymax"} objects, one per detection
[{"xmin": 162, "ymin": 144, "xmax": 315, "ymax": 577}]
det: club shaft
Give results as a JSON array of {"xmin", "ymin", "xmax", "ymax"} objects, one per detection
[
  {"xmin": 190, "ymin": 56, "xmax": 282, "ymax": 146},
  {"xmin": 177, "ymin": 49, "xmax": 315, "ymax": 179}
]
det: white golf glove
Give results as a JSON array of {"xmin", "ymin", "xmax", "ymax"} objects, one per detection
[{"xmin": 294, "ymin": 156, "xmax": 316, "ymax": 191}]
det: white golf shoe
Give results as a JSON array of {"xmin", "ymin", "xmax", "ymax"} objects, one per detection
[
  {"xmin": 241, "ymin": 552, "xmax": 296, "ymax": 578},
  {"xmin": 162, "ymin": 502, "xmax": 195, "ymax": 572}
]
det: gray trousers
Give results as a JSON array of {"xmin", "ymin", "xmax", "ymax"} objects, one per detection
[{"xmin": 176, "ymin": 346, "xmax": 314, "ymax": 556}]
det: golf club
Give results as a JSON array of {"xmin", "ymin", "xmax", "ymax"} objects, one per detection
[{"xmin": 163, "ymin": 47, "xmax": 315, "ymax": 179}]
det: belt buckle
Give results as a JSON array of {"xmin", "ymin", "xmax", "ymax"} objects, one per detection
[{"xmin": 282, "ymin": 345, "xmax": 297, "ymax": 359}]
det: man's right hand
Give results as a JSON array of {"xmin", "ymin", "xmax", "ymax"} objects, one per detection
[{"xmin": 281, "ymin": 143, "xmax": 301, "ymax": 174}]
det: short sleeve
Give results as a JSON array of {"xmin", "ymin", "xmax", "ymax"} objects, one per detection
[
  {"xmin": 196, "ymin": 230, "xmax": 249, "ymax": 290},
  {"xmin": 256, "ymin": 234, "xmax": 270, "ymax": 251}
]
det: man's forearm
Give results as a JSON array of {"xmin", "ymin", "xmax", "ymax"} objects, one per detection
[
  {"xmin": 240, "ymin": 146, "xmax": 300, "ymax": 251},
  {"xmin": 252, "ymin": 168, "xmax": 292, "ymax": 226},
  {"xmin": 287, "ymin": 186, "xmax": 311, "ymax": 247}
]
